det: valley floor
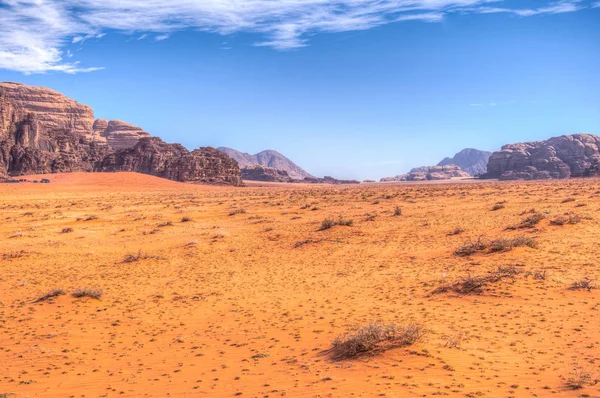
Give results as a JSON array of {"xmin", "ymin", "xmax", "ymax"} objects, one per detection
[{"xmin": 1, "ymin": 173, "xmax": 599, "ymax": 397}]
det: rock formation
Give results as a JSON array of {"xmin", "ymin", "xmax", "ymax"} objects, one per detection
[
  {"xmin": 300, "ymin": 176, "xmax": 360, "ymax": 185},
  {"xmin": 0, "ymin": 82, "xmax": 243, "ymax": 186},
  {"xmin": 381, "ymin": 165, "xmax": 471, "ymax": 182},
  {"xmin": 218, "ymin": 147, "xmax": 313, "ymax": 180},
  {"xmin": 485, "ymin": 134, "xmax": 600, "ymax": 180},
  {"xmin": 96, "ymin": 137, "xmax": 243, "ymax": 185},
  {"xmin": 241, "ymin": 165, "xmax": 293, "ymax": 182},
  {"xmin": 93, "ymin": 119, "xmax": 151, "ymax": 150},
  {"xmin": 438, "ymin": 148, "xmax": 492, "ymax": 176}
]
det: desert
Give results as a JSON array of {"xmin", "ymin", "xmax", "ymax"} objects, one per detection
[{"xmin": 1, "ymin": 172, "xmax": 599, "ymax": 397}]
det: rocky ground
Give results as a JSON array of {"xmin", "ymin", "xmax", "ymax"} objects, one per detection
[{"xmin": 1, "ymin": 172, "xmax": 599, "ymax": 397}]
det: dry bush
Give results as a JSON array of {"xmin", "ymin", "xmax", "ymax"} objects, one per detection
[
  {"xmin": 229, "ymin": 208, "xmax": 247, "ymax": 216},
  {"xmin": 566, "ymin": 366, "xmax": 597, "ymax": 389},
  {"xmin": 393, "ymin": 206, "xmax": 402, "ymax": 216},
  {"xmin": 318, "ymin": 216, "xmax": 353, "ymax": 231},
  {"xmin": 72, "ymin": 288, "xmax": 102, "ymax": 299},
  {"xmin": 489, "ymin": 236, "xmax": 537, "ymax": 252},
  {"xmin": 181, "ymin": 216, "xmax": 192, "ymax": 222},
  {"xmin": 329, "ymin": 321, "xmax": 425, "ymax": 360},
  {"xmin": 454, "ymin": 236, "xmax": 487, "ymax": 256},
  {"xmin": 561, "ymin": 197, "xmax": 577, "ymax": 204},
  {"xmin": 34, "ymin": 288, "xmax": 65, "ymax": 303},
  {"xmin": 84, "ymin": 215, "xmax": 98, "ymax": 221},
  {"xmin": 157, "ymin": 221, "xmax": 173, "ymax": 227},
  {"xmin": 61, "ymin": 227, "xmax": 73, "ymax": 233},
  {"xmin": 550, "ymin": 215, "xmax": 581, "ymax": 226},
  {"xmin": 570, "ymin": 279, "xmax": 595, "ymax": 292},
  {"xmin": 491, "ymin": 203, "xmax": 505, "ymax": 211},
  {"xmin": 433, "ymin": 266, "xmax": 523, "ymax": 295}
]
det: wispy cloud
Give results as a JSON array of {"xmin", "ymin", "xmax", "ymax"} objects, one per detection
[{"xmin": 0, "ymin": 0, "xmax": 594, "ymax": 74}]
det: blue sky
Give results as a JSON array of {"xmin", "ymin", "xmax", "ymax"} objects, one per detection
[{"xmin": 0, "ymin": 0, "xmax": 598, "ymax": 180}]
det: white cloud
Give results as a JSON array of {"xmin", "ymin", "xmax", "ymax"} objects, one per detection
[{"xmin": 0, "ymin": 0, "xmax": 594, "ymax": 74}]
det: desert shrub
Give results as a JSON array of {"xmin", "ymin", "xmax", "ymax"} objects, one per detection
[
  {"xmin": 393, "ymin": 206, "xmax": 402, "ymax": 216},
  {"xmin": 181, "ymin": 216, "xmax": 192, "ymax": 222},
  {"xmin": 454, "ymin": 236, "xmax": 487, "ymax": 256},
  {"xmin": 318, "ymin": 217, "xmax": 353, "ymax": 231},
  {"xmin": 157, "ymin": 221, "xmax": 173, "ymax": 227},
  {"xmin": 531, "ymin": 270, "xmax": 547, "ymax": 280},
  {"xmin": 566, "ymin": 366, "xmax": 597, "ymax": 389},
  {"xmin": 34, "ymin": 288, "xmax": 65, "ymax": 302},
  {"xmin": 561, "ymin": 198, "xmax": 576, "ymax": 203},
  {"xmin": 329, "ymin": 321, "xmax": 425, "ymax": 360},
  {"xmin": 433, "ymin": 266, "xmax": 523, "ymax": 295},
  {"xmin": 570, "ymin": 279, "xmax": 595, "ymax": 292},
  {"xmin": 229, "ymin": 208, "xmax": 247, "ymax": 216},
  {"xmin": 85, "ymin": 215, "xmax": 98, "ymax": 221},
  {"xmin": 72, "ymin": 288, "xmax": 102, "ymax": 299},
  {"xmin": 491, "ymin": 203, "xmax": 505, "ymax": 211},
  {"xmin": 61, "ymin": 227, "xmax": 73, "ymax": 233},
  {"xmin": 550, "ymin": 215, "xmax": 581, "ymax": 226}
]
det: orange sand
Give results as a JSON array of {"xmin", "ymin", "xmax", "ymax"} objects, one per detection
[{"xmin": 1, "ymin": 172, "xmax": 599, "ymax": 397}]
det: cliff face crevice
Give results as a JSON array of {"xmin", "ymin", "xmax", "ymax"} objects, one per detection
[{"xmin": 0, "ymin": 82, "xmax": 243, "ymax": 186}]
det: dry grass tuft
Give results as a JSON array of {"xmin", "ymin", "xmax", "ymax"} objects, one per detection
[
  {"xmin": 34, "ymin": 288, "xmax": 66, "ymax": 303},
  {"xmin": 329, "ymin": 321, "xmax": 425, "ymax": 360},
  {"xmin": 72, "ymin": 288, "xmax": 103, "ymax": 299}
]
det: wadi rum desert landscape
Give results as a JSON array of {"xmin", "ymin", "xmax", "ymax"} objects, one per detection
[{"xmin": 1, "ymin": 172, "xmax": 599, "ymax": 397}]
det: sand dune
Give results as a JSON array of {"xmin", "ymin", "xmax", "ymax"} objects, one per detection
[{"xmin": 1, "ymin": 173, "xmax": 599, "ymax": 397}]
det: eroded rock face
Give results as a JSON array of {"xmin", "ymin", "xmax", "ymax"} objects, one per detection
[
  {"xmin": 0, "ymin": 82, "xmax": 243, "ymax": 186},
  {"xmin": 381, "ymin": 165, "xmax": 470, "ymax": 182},
  {"xmin": 485, "ymin": 134, "xmax": 600, "ymax": 180},
  {"xmin": 241, "ymin": 165, "xmax": 293, "ymax": 182},
  {"xmin": 438, "ymin": 148, "xmax": 491, "ymax": 176},
  {"xmin": 93, "ymin": 119, "xmax": 151, "ymax": 150},
  {"xmin": 96, "ymin": 137, "xmax": 243, "ymax": 186},
  {"xmin": 0, "ymin": 82, "xmax": 94, "ymax": 138}
]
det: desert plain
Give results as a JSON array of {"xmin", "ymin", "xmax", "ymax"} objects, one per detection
[{"xmin": 1, "ymin": 173, "xmax": 599, "ymax": 397}]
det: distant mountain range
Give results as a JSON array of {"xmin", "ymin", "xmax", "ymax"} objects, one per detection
[
  {"xmin": 437, "ymin": 148, "xmax": 492, "ymax": 176},
  {"xmin": 217, "ymin": 147, "xmax": 313, "ymax": 180}
]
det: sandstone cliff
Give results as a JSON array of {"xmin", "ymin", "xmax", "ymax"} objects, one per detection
[
  {"xmin": 485, "ymin": 134, "xmax": 600, "ymax": 180},
  {"xmin": 97, "ymin": 137, "xmax": 243, "ymax": 186},
  {"xmin": 0, "ymin": 82, "xmax": 243, "ymax": 186},
  {"xmin": 438, "ymin": 148, "xmax": 491, "ymax": 176},
  {"xmin": 93, "ymin": 119, "xmax": 151, "ymax": 150},
  {"xmin": 381, "ymin": 165, "xmax": 470, "ymax": 182}
]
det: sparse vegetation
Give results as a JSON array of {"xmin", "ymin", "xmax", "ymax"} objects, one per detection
[
  {"xmin": 570, "ymin": 278, "xmax": 595, "ymax": 291},
  {"xmin": 34, "ymin": 288, "xmax": 66, "ymax": 302},
  {"xmin": 329, "ymin": 321, "xmax": 425, "ymax": 360},
  {"xmin": 491, "ymin": 203, "xmax": 505, "ymax": 211},
  {"xmin": 566, "ymin": 366, "xmax": 597, "ymax": 389},
  {"xmin": 61, "ymin": 227, "xmax": 73, "ymax": 233},
  {"xmin": 432, "ymin": 266, "xmax": 523, "ymax": 295},
  {"xmin": 229, "ymin": 208, "xmax": 247, "ymax": 216},
  {"xmin": 393, "ymin": 206, "xmax": 402, "ymax": 216},
  {"xmin": 181, "ymin": 216, "xmax": 192, "ymax": 222},
  {"xmin": 318, "ymin": 216, "xmax": 353, "ymax": 230},
  {"xmin": 72, "ymin": 288, "xmax": 103, "ymax": 299},
  {"xmin": 454, "ymin": 235, "xmax": 536, "ymax": 256}
]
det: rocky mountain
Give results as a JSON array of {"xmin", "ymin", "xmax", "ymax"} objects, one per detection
[
  {"xmin": 485, "ymin": 133, "xmax": 600, "ymax": 180},
  {"xmin": 96, "ymin": 137, "xmax": 242, "ymax": 185},
  {"xmin": 438, "ymin": 148, "xmax": 491, "ymax": 176},
  {"xmin": 241, "ymin": 165, "xmax": 293, "ymax": 182},
  {"xmin": 217, "ymin": 147, "xmax": 312, "ymax": 180},
  {"xmin": 381, "ymin": 165, "xmax": 471, "ymax": 182},
  {"xmin": 0, "ymin": 82, "xmax": 242, "ymax": 186}
]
